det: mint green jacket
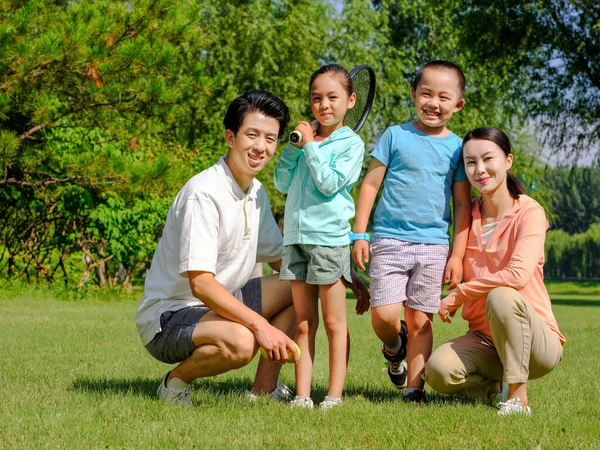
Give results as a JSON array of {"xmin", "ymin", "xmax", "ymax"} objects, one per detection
[{"xmin": 274, "ymin": 126, "xmax": 365, "ymax": 246}]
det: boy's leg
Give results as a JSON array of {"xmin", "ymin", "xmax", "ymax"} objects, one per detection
[
  {"xmin": 423, "ymin": 332, "xmax": 504, "ymax": 400},
  {"xmin": 320, "ymin": 279, "xmax": 349, "ymax": 399},
  {"xmin": 404, "ymin": 306, "xmax": 433, "ymax": 391},
  {"xmin": 368, "ymin": 238, "xmax": 411, "ymax": 388},
  {"xmin": 291, "ymin": 280, "xmax": 319, "ymax": 398}
]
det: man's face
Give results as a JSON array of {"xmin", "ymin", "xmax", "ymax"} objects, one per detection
[
  {"xmin": 225, "ymin": 111, "xmax": 280, "ymax": 190},
  {"xmin": 411, "ymin": 68, "xmax": 465, "ymax": 132}
]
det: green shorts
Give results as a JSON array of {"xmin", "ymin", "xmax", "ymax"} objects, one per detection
[{"xmin": 280, "ymin": 244, "xmax": 352, "ymax": 285}]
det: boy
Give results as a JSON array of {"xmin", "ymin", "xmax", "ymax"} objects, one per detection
[{"xmin": 352, "ymin": 60, "xmax": 472, "ymax": 404}]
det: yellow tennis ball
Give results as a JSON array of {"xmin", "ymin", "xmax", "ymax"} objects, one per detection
[{"xmin": 260, "ymin": 343, "xmax": 301, "ymax": 362}]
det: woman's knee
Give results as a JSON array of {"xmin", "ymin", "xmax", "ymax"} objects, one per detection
[
  {"xmin": 423, "ymin": 349, "xmax": 457, "ymax": 393},
  {"xmin": 486, "ymin": 287, "xmax": 523, "ymax": 321}
]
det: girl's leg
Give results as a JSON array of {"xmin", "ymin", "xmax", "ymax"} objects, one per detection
[
  {"xmin": 404, "ymin": 307, "xmax": 433, "ymax": 390},
  {"xmin": 486, "ymin": 287, "xmax": 563, "ymax": 407},
  {"xmin": 320, "ymin": 279, "xmax": 349, "ymax": 399},
  {"xmin": 292, "ymin": 280, "xmax": 319, "ymax": 398},
  {"xmin": 424, "ymin": 332, "xmax": 504, "ymax": 400}
]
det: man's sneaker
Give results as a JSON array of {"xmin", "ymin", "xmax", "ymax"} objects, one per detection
[
  {"xmin": 157, "ymin": 371, "xmax": 192, "ymax": 407},
  {"xmin": 497, "ymin": 397, "xmax": 531, "ymax": 416},
  {"xmin": 246, "ymin": 381, "xmax": 294, "ymax": 402},
  {"xmin": 381, "ymin": 320, "xmax": 408, "ymax": 389},
  {"xmin": 403, "ymin": 389, "xmax": 428, "ymax": 406},
  {"xmin": 320, "ymin": 396, "xmax": 343, "ymax": 410},
  {"xmin": 289, "ymin": 396, "xmax": 314, "ymax": 409}
]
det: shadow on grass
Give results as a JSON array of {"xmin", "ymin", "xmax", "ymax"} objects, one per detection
[
  {"xmin": 71, "ymin": 376, "xmax": 255, "ymax": 399},
  {"xmin": 71, "ymin": 376, "xmax": 475, "ymax": 408},
  {"xmin": 551, "ymin": 299, "xmax": 600, "ymax": 307}
]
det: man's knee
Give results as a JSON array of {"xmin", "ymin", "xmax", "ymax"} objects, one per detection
[
  {"xmin": 220, "ymin": 326, "xmax": 256, "ymax": 368},
  {"xmin": 486, "ymin": 287, "xmax": 524, "ymax": 322}
]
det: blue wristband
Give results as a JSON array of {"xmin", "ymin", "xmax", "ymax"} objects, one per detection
[{"xmin": 349, "ymin": 232, "xmax": 371, "ymax": 243}]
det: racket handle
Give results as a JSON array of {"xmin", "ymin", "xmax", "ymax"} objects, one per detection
[{"xmin": 289, "ymin": 130, "xmax": 302, "ymax": 144}]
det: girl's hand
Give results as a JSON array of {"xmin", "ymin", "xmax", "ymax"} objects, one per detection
[
  {"xmin": 444, "ymin": 255, "xmax": 463, "ymax": 290},
  {"xmin": 352, "ymin": 240, "xmax": 370, "ymax": 271},
  {"xmin": 290, "ymin": 121, "xmax": 316, "ymax": 148}
]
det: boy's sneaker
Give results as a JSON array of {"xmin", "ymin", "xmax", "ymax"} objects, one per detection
[
  {"xmin": 403, "ymin": 389, "xmax": 428, "ymax": 406},
  {"xmin": 381, "ymin": 320, "xmax": 408, "ymax": 389},
  {"xmin": 497, "ymin": 397, "xmax": 531, "ymax": 416},
  {"xmin": 320, "ymin": 396, "xmax": 343, "ymax": 410},
  {"xmin": 157, "ymin": 371, "xmax": 192, "ymax": 407},
  {"xmin": 246, "ymin": 381, "xmax": 294, "ymax": 402},
  {"xmin": 289, "ymin": 396, "xmax": 314, "ymax": 409}
]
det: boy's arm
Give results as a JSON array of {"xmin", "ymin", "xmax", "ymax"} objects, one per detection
[
  {"xmin": 445, "ymin": 180, "xmax": 472, "ymax": 289},
  {"xmin": 352, "ymin": 158, "xmax": 387, "ymax": 271},
  {"xmin": 273, "ymin": 143, "xmax": 303, "ymax": 194},
  {"xmin": 302, "ymin": 138, "xmax": 364, "ymax": 196}
]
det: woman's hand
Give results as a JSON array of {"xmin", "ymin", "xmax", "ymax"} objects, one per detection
[{"xmin": 438, "ymin": 296, "xmax": 458, "ymax": 324}]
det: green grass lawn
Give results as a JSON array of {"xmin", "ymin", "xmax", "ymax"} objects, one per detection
[{"xmin": 1, "ymin": 284, "xmax": 599, "ymax": 449}]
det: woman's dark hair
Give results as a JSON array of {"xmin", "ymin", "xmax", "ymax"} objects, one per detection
[
  {"xmin": 463, "ymin": 126, "xmax": 526, "ymax": 199},
  {"xmin": 223, "ymin": 89, "xmax": 290, "ymax": 139},
  {"xmin": 309, "ymin": 64, "xmax": 353, "ymax": 96}
]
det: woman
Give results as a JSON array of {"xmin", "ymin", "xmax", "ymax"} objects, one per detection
[{"xmin": 424, "ymin": 127, "xmax": 565, "ymax": 416}]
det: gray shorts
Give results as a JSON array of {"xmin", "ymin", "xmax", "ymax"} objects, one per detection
[
  {"xmin": 279, "ymin": 244, "xmax": 352, "ymax": 285},
  {"xmin": 145, "ymin": 277, "xmax": 262, "ymax": 364},
  {"xmin": 369, "ymin": 238, "xmax": 449, "ymax": 313}
]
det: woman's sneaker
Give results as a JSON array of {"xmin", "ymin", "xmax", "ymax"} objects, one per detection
[
  {"xmin": 157, "ymin": 371, "xmax": 192, "ymax": 407},
  {"xmin": 320, "ymin": 396, "xmax": 343, "ymax": 410},
  {"xmin": 381, "ymin": 320, "xmax": 408, "ymax": 389},
  {"xmin": 289, "ymin": 396, "xmax": 314, "ymax": 409},
  {"xmin": 497, "ymin": 397, "xmax": 531, "ymax": 416}
]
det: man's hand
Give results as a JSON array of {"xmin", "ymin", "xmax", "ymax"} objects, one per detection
[
  {"xmin": 290, "ymin": 121, "xmax": 316, "ymax": 148},
  {"xmin": 352, "ymin": 239, "xmax": 370, "ymax": 271},
  {"xmin": 444, "ymin": 254, "xmax": 463, "ymax": 290},
  {"xmin": 254, "ymin": 321, "xmax": 300, "ymax": 364},
  {"xmin": 344, "ymin": 269, "xmax": 370, "ymax": 315}
]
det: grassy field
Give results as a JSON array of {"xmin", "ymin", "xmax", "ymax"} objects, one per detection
[{"xmin": 1, "ymin": 283, "xmax": 599, "ymax": 449}]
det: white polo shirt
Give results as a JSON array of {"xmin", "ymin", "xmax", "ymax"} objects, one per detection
[{"xmin": 136, "ymin": 157, "xmax": 283, "ymax": 346}]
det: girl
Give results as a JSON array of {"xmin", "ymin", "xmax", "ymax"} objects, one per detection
[
  {"xmin": 274, "ymin": 64, "xmax": 366, "ymax": 409},
  {"xmin": 425, "ymin": 126, "xmax": 565, "ymax": 415}
]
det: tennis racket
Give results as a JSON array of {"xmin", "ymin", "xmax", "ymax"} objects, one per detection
[{"xmin": 289, "ymin": 64, "xmax": 376, "ymax": 144}]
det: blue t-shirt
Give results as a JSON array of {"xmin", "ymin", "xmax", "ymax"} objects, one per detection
[{"xmin": 371, "ymin": 122, "xmax": 467, "ymax": 244}]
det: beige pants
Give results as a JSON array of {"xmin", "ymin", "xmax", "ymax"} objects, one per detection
[{"xmin": 424, "ymin": 287, "xmax": 563, "ymax": 400}]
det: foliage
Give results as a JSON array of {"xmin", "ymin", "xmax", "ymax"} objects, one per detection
[
  {"xmin": 545, "ymin": 224, "xmax": 600, "ymax": 279},
  {"xmin": 540, "ymin": 164, "xmax": 600, "ymax": 234},
  {"xmin": 450, "ymin": 0, "xmax": 600, "ymax": 161}
]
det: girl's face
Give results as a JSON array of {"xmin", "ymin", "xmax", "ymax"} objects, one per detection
[
  {"xmin": 310, "ymin": 73, "xmax": 356, "ymax": 132},
  {"xmin": 463, "ymin": 138, "xmax": 513, "ymax": 195}
]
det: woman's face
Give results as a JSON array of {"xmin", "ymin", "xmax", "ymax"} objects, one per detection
[{"xmin": 463, "ymin": 138, "xmax": 513, "ymax": 195}]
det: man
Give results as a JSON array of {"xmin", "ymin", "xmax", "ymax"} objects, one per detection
[{"xmin": 136, "ymin": 90, "xmax": 369, "ymax": 406}]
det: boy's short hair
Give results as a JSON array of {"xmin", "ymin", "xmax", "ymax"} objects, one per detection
[
  {"xmin": 412, "ymin": 60, "xmax": 466, "ymax": 98},
  {"xmin": 223, "ymin": 90, "xmax": 290, "ymax": 139}
]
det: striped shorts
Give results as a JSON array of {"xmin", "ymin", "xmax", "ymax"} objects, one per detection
[{"xmin": 369, "ymin": 238, "xmax": 449, "ymax": 313}]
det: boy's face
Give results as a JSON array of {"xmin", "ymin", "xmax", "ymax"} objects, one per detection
[
  {"xmin": 411, "ymin": 68, "xmax": 465, "ymax": 133},
  {"xmin": 224, "ymin": 111, "xmax": 280, "ymax": 191}
]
